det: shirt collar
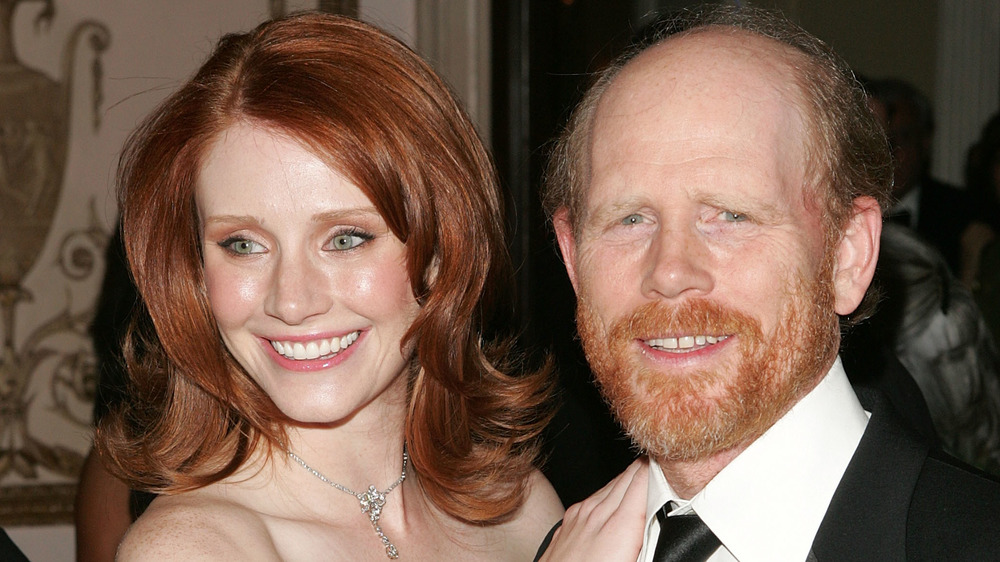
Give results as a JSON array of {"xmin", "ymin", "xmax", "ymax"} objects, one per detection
[{"xmin": 640, "ymin": 357, "xmax": 869, "ymax": 562}]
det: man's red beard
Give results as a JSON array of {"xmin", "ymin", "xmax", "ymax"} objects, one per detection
[{"xmin": 576, "ymin": 269, "xmax": 840, "ymax": 462}]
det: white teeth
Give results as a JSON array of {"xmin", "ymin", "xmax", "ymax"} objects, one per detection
[
  {"xmin": 646, "ymin": 337, "xmax": 678, "ymax": 349},
  {"xmin": 646, "ymin": 334, "xmax": 727, "ymax": 352},
  {"xmin": 270, "ymin": 331, "xmax": 361, "ymax": 361}
]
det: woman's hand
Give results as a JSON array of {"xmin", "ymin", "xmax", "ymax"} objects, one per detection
[{"xmin": 538, "ymin": 458, "xmax": 649, "ymax": 562}]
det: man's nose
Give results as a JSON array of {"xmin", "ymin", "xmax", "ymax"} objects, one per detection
[
  {"xmin": 264, "ymin": 253, "xmax": 333, "ymax": 325},
  {"xmin": 640, "ymin": 225, "xmax": 714, "ymax": 300}
]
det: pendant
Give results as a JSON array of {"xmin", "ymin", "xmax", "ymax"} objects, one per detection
[
  {"xmin": 359, "ymin": 485, "xmax": 387, "ymax": 523},
  {"xmin": 286, "ymin": 447, "xmax": 407, "ymax": 559},
  {"xmin": 358, "ymin": 486, "xmax": 398, "ymax": 559}
]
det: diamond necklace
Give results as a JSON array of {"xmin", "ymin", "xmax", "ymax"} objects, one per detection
[{"xmin": 287, "ymin": 446, "xmax": 408, "ymax": 559}]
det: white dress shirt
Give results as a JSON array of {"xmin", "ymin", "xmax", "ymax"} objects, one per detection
[{"xmin": 637, "ymin": 357, "xmax": 869, "ymax": 562}]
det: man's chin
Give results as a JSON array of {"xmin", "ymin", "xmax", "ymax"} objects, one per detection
[
  {"xmin": 615, "ymin": 391, "xmax": 765, "ymax": 462},
  {"xmin": 578, "ymin": 272, "xmax": 839, "ymax": 463}
]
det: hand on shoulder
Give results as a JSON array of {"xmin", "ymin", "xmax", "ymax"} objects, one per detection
[
  {"xmin": 538, "ymin": 459, "xmax": 648, "ymax": 562},
  {"xmin": 117, "ymin": 493, "xmax": 278, "ymax": 561}
]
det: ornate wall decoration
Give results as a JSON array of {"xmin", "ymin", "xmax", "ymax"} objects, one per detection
[{"xmin": 0, "ymin": 0, "xmax": 109, "ymax": 524}]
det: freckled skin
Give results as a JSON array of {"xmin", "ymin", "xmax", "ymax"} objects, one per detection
[
  {"xmin": 567, "ymin": 33, "xmax": 827, "ymax": 367},
  {"xmin": 197, "ymin": 122, "xmax": 419, "ymax": 426},
  {"xmin": 125, "ymin": 116, "xmax": 565, "ymax": 562},
  {"xmin": 555, "ymin": 30, "xmax": 881, "ymax": 496}
]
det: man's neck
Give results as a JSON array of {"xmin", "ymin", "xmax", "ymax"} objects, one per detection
[
  {"xmin": 654, "ymin": 443, "xmax": 747, "ymax": 499},
  {"xmin": 654, "ymin": 364, "xmax": 832, "ymax": 498}
]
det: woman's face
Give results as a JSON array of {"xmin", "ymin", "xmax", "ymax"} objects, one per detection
[{"xmin": 197, "ymin": 123, "xmax": 419, "ymax": 424}]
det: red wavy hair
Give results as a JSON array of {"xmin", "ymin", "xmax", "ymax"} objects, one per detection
[{"xmin": 97, "ymin": 12, "xmax": 552, "ymax": 524}]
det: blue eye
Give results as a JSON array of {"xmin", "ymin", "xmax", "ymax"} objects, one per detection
[
  {"xmin": 330, "ymin": 229, "xmax": 373, "ymax": 251},
  {"xmin": 621, "ymin": 214, "xmax": 645, "ymax": 226},
  {"xmin": 220, "ymin": 238, "xmax": 265, "ymax": 255},
  {"xmin": 721, "ymin": 211, "xmax": 747, "ymax": 222}
]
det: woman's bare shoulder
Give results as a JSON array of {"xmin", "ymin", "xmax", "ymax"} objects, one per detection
[
  {"xmin": 497, "ymin": 469, "xmax": 565, "ymax": 559},
  {"xmin": 116, "ymin": 491, "xmax": 278, "ymax": 562},
  {"xmin": 522, "ymin": 469, "xmax": 565, "ymax": 524}
]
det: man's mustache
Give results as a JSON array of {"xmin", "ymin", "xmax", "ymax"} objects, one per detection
[{"xmin": 599, "ymin": 299, "xmax": 763, "ymax": 345}]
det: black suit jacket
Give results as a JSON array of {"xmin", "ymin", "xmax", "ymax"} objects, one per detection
[
  {"xmin": 535, "ymin": 385, "xmax": 1000, "ymax": 561},
  {"xmin": 812, "ymin": 387, "xmax": 1000, "ymax": 561}
]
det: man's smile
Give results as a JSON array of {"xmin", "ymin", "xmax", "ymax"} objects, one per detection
[{"xmin": 644, "ymin": 334, "xmax": 730, "ymax": 352}]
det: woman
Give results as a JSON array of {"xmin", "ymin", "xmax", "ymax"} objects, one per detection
[{"xmin": 97, "ymin": 13, "xmax": 562, "ymax": 560}]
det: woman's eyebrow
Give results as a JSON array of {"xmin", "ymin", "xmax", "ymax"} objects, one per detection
[{"xmin": 311, "ymin": 206, "xmax": 381, "ymax": 223}]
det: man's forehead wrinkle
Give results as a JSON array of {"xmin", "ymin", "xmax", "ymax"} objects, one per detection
[
  {"xmin": 581, "ymin": 27, "xmax": 815, "ymax": 232},
  {"xmin": 597, "ymin": 82, "xmax": 803, "ymax": 149},
  {"xmin": 587, "ymin": 165, "xmax": 787, "ymax": 213},
  {"xmin": 592, "ymin": 133, "xmax": 779, "ymax": 171}
]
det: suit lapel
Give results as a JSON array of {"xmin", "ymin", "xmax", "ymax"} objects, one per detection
[{"xmin": 810, "ymin": 387, "xmax": 929, "ymax": 561}]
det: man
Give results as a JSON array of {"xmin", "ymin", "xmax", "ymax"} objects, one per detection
[
  {"xmin": 870, "ymin": 77, "xmax": 974, "ymax": 273},
  {"xmin": 536, "ymin": 6, "xmax": 1000, "ymax": 561}
]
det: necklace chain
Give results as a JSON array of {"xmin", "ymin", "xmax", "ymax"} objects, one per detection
[{"xmin": 287, "ymin": 446, "xmax": 408, "ymax": 559}]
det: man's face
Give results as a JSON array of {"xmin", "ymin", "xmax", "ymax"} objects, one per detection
[{"xmin": 556, "ymin": 33, "xmax": 851, "ymax": 462}]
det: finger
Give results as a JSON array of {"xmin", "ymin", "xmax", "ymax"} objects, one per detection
[
  {"xmin": 589, "ymin": 459, "xmax": 642, "ymax": 504},
  {"xmin": 563, "ymin": 458, "xmax": 646, "ymax": 527},
  {"xmin": 590, "ymin": 459, "xmax": 646, "ymax": 517},
  {"xmin": 539, "ymin": 460, "xmax": 648, "ymax": 562},
  {"xmin": 612, "ymin": 459, "xmax": 649, "ymax": 527}
]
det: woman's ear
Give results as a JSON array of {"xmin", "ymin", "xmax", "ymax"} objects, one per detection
[{"xmin": 832, "ymin": 196, "xmax": 882, "ymax": 315}]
